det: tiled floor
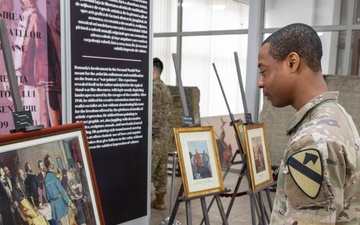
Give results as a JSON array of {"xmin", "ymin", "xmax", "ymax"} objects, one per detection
[{"xmin": 151, "ymin": 168, "xmax": 276, "ymax": 225}]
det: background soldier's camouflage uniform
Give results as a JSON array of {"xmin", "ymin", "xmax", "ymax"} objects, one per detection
[
  {"xmin": 271, "ymin": 92, "xmax": 360, "ymax": 225},
  {"xmin": 152, "ymin": 76, "xmax": 172, "ymax": 195}
]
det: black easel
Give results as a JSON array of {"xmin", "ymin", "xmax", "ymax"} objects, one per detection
[
  {"xmin": 172, "ymin": 53, "xmax": 194, "ymax": 126},
  {"xmin": 233, "ymin": 52, "xmax": 252, "ymax": 124},
  {"xmin": 169, "ymin": 185, "xmax": 230, "ymax": 225},
  {"xmin": 167, "ymin": 54, "xmax": 229, "ymax": 225},
  {"xmin": 232, "ymin": 52, "xmax": 275, "ymax": 224},
  {"xmin": 199, "ymin": 53, "xmax": 275, "ymax": 225},
  {"xmin": 0, "ymin": 19, "xmax": 43, "ymax": 133}
]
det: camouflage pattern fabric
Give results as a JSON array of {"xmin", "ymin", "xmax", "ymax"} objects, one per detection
[
  {"xmin": 270, "ymin": 91, "xmax": 360, "ymax": 225},
  {"xmin": 152, "ymin": 77, "xmax": 171, "ymax": 195}
]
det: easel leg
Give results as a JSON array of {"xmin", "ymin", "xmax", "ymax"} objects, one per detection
[
  {"xmin": 225, "ymin": 163, "xmax": 246, "ymax": 218},
  {"xmin": 265, "ymin": 188, "xmax": 273, "ymax": 212},
  {"xmin": 168, "ymin": 185, "xmax": 184, "ymax": 225},
  {"xmin": 257, "ymin": 192, "xmax": 267, "ymax": 225},
  {"xmin": 214, "ymin": 195, "xmax": 228, "ymax": 225},
  {"xmin": 249, "ymin": 193, "xmax": 257, "ymax": 225},
  {"xmin": 200, "ymin": 198, "xmax": 210, "ymax": 225},
  {"xmin": 261, "ymin": 190, "xmax": 271, "ymax": 223},
  {"xmin": 225, "ymin": 174, "xmax": 243, "ymax": 218},
  {"xmin": 186, "ymin": 200, "xmax": 192, "ymax": 225},
  {"xmin": 199, "ymin": 150, "xmax": 241, "ymax": 225},
  {"xmin": 199, "ymin": 197, "xmax": 214, "ymax": 225}
]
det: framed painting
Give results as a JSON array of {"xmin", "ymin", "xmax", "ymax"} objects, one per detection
[
  {"xmin": 234, "ymin": 119, "xmax": 246, "ymax": 154},
  {"xmin": 173, "ymin": 126, "xmax": 224, "ymax": 198},
  {"xmin": 243, "ymin": 123, "xmax": 273, "ymax": 191},
  {"xmin": 200, "ymin": 114, "xmax": 245, "ymax": 170},
  {"xmin": 0, "ymin": 122, "xmax": 104, "ymax": 224}
]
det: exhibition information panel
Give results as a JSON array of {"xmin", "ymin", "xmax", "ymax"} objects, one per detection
[{"xmin": 70, "ymin": 1, "xmax": 150, "ymax": 224}]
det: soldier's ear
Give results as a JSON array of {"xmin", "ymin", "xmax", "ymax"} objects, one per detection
[{"xmin": 287, "ymin": 52, "xmax": 300, "ymax": 71}]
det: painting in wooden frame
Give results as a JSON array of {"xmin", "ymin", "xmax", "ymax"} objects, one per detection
[
  {"xmin": 173, "ymin": 126, "xmax": 224, "ymax": 198},
  {"xmin": 233, "ymin": 119, "xmax": 246, "ymax": 154},
  {"xmin": 242, "ymin": 123, "xmax": 273, "ymax": 191},
  {"xmin": 0, "ymin": 122, "xmax": 104, "ymax": 224}
]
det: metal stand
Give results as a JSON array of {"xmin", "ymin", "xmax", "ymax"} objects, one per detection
[
  {"xmin": 161, "ymin": 152, "xmax": 181, "ymax": 225},
  {"xmin": 200, "ymin": 129, "xmax": 275, "ymax": 225},
  {"xmin": 168, "ymin": 184, "xmax": 230, "ymax": 225},
  {"xmin": 169, "ymin": 53, "xmax": 230, "ymax": 224},
  {"xmin": 246, "ymin": 181, "xmax": 276, "ymax": 225},
  {"xmin": 197, "ymin": 59, "xmax": 275, "ymax": 225},
  {"xmin": 0, "ymin": 19, "xmax": 44, "ymax": 133}
]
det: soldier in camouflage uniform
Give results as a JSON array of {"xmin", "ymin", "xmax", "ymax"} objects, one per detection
[
  {"xmin": 258, "ymin": 23, "xmax": 360, "ymax": 224},
  {"xmin": 151, "ymin": 58, "xmax": 172, "ymax": 210}
]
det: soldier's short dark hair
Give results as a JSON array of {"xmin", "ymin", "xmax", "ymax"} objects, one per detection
[
  {"xmin": 153, "ymin": 57, "xmax": 163, "ymax": 74},
  {"xmin": 262, "ymin": 23, "xmax": 322, "ymax": 73}
]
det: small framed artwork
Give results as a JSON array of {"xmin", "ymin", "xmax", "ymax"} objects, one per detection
[
  {"xmin": 243, "ymin": 123, "xmax": 273, "ymax": 191},
  {"xmin": 173, "ymin": 126, "xmax": 224, "ymax": 198},
  {"xmin": 0, "ymin": 122, "xmax": 104, "ymax": 224},
  {"xmin": 234, "ymin": 119, "xmax": 246, "ymax": 154}
]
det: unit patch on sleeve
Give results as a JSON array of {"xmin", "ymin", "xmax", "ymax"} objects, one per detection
[{"xmin": 286, "ymin": 149, "xmax": 323, "ymax": 199}]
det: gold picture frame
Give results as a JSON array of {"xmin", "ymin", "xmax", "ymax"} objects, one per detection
[
  {"xmin": 173, "ymin": 126, "xmax": 224, "ymax": 198},
  {"xmin": 243, "ymin": 123, "xmax": 273, "ymax": 191},
  {"xmin": 234, "ymin": 119, "xmax": 246, "ymax": 153}
]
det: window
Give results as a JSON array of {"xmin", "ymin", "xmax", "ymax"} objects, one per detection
[
  {"xmin": 264, "ymin": 0, "xmax": 342, "ymax": 28},
  {"xmin": 263, "ymin": 0, "xmax": 360, "ymax": 76},
  {"xmin": 182, "ymin": 0, "xmax": 249, "ymax": 31},
  {"xmin": 182, "ymin": 35, "xmax": 248, "ymax": 116},
  {"xmin": 153, "ymin": 0, "xmax": 178, "ymax": 33},
  {"xmin": 153, "ymin": 0, "xmax": 249, "ymax": 117},
  {"xmin": 153, "ymin": 0, "xmax": 360, "ymax": 118}
]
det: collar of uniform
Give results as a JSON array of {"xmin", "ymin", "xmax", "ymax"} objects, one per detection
[
  {"xmin": 46, "ymin": 170, "xmax": 55, "ymax": 174},
  {"xmin": 286, "ymin": 91, "xmax": 339, "ymax": 135}
]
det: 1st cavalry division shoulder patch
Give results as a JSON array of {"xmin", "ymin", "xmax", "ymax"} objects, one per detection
[{"xmin": 286, "ymin": 149, "xmax": 323, "ymax": 199}]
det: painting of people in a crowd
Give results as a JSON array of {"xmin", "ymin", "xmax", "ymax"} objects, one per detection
[
  {"xmin": 251, "ymin": 136, "xmax": 266, "ymax": 173},
  {"xmin": 187, "ymin": 140, "xmax": 213, "ymax": 180},
  {"xmin": 242, "ymin": 123, "xmax": 273, "ymax": 191},
  {"xmin": 0, "ymin": 124, "xmax": 101, "ymax": 225}
]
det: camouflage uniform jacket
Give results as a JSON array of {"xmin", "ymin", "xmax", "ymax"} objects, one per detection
[
  {"xmin": 152, "ymin": 77, "xmax": 171, "ymax": 140},
  {"xmin": 270, "ymin": 91, "xmax": 360, "ymax": 225}
]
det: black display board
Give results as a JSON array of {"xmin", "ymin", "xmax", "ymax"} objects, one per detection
[{"xmin": 69, "ymin": 1, "xmax": 150, "ymax": 224}]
